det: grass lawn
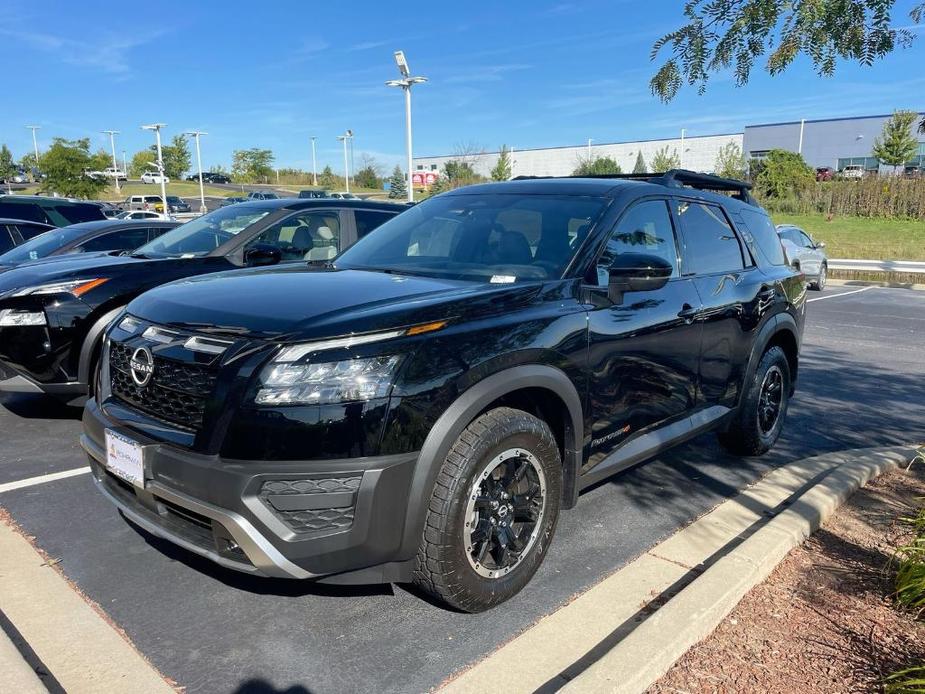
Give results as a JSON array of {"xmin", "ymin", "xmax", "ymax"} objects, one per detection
[
  {"xmin": 102, "ymin": 182, "xmax": 242, "ymax": 200},
  {"xmin": 772, "ymin": 213, "xmax": 925, "ymax": 260}
]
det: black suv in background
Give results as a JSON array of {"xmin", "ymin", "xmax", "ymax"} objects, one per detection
[
  {"xmin": 82, "ymin": 171, "xmax": 804, "ymax": 611},
  {"xmin": 0, "ymin": 195, "xmax": 108, "ymax": 227},
  {"xmin": 0, "ymin": 199, "xmax": 401, "ymax": 402}
]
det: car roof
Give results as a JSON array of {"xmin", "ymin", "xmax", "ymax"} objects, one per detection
[
  {"xmin": 63, "ymin": 219, "xmax": 177, "ymax": 233},
  {"xmin": 225, "ymin": 197, "xmax": 408, "ymax": 212},
  {"xmin": 0, "ymin": 195, "xmax": 92, "ymax": 205},
  {"xmin": 446, "ymin": 176, "xmax": 759, "ymax": 211},
  {"xmin": 0, "ymin": 217, "xmax": 55, "ymax": 227}
]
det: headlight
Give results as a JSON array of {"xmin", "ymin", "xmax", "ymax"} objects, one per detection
[
  {"xmin": 116, "ymin": 314, "xmax": 141, "ymax": 334},
  {"xmin": 12, "ymin": 278, "xmax": 109, "ymax": 297},
  {"xmin": 0, "ymin": 308, "xmax": 46, "ymax": 326},
  {"xmin": 255, "ymin": 355, "xmax": 402, "ymax": 406}
]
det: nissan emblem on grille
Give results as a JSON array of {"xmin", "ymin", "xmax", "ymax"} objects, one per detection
[{"xmin": 129, "ymin": 346, "xmax": 154, "ymax": 387}]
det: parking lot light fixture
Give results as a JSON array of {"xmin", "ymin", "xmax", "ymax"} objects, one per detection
[
  {"xmin": 184, "ymin": 130, "xmax": 208, "ymax": 214},
  {"xmin": 141, "ymin": 123, "xmax": 168, "ymax": 216},
  {"xmin": 336, "ymin": 130, "xmax": 353, "ymax": 193},
  {"xmin": 102, "ymin": 130, "xmax": 121, "ymax": 194},
  {"xmin": 311, "ymin": 136, "xmax": 318, "ymax": 186},
  {"xmin": 386, "ymin": 51, "xmax": 427, "ymax": 203},
  {"xmin": 25, "ymin": 125, "xmax": 40, "ymax": 177}
]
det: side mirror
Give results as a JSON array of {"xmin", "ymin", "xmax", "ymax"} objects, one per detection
[
  {"xmin": 815, "ymin": 240, "xmax": 825, "ymax": 249},
  {"xmin": 244, "ymin": 244, "xmax": 282, "ymax": 267},
  {"xmin": 608, "ymin": 253, "xmax": 673, "ymax": 304}
]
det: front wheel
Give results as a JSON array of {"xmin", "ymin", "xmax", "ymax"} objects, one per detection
[
  {"xmin": 718, "ymin": 346, "xmax": 791, "ymax": 456},
  {"xmin": 413, "ymin": 407, "xmax": 562, "ymax": 612}
]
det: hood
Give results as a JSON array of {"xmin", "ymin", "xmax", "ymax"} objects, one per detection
[
  {"xmin": 0, "ymin": 250, "xmax": 114, "ymax": 271},
  {"xmin": 127, "ymin": 266, "xmax": 543, "ymax": 341}
]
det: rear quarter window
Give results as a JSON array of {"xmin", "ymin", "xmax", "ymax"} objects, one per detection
[
  {"xmin": 0, "ymin": 202, "xmax": 50, "ymax": 224},
  {"xmin": 738, "ymin": 209, "xmax": 787, "ymax": 266}
]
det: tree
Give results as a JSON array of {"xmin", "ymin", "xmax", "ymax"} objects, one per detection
[
  {"xmin": 0, "ymin": 145, "xmax": 16, "ymax": 180},
  {"xmin": 714, "ymin": 142, "xmax": 746, "ymax": 179},
  {"xmin": 651, "ymin": 1, "xmax": 925, "ymax": 101},
  {"xmin": 872, "ymin": 110, "xmax": 920, "ymax": 172},
  {"xmin": 572, "ymin": 156, "xmax": 622, "ymax": 176},
  {"xmin": 129, "ymin": 149, "xmax": 157, "ymax": 178},
  {"xmin": 754, "ymin": 149, "xmax": 814, "ymax": 198},
  {"xmin": 444, "ymin": 160, "xmax": 477, "ymax": 182},
  {"xmin": 231, "ymin": 148, "xmax": 274, "ymax": 183},
  {"xmin": 40, "ymin": 138, "xmax": 107, "ymax": 198},
  {"xmin": 160, "ymin": 135, "xmax": 191, "ymax": 180},
  {"xmin": 387, "ymin": 165, "xmax": 407, "ymax": 199},
  {"xmin": 89, "ymin": 148, "xmax": 111, "ymax": 172},
  {"xmin": 651, "ymin": 146, "xmax": 681, "ymax": 172},
  {"xmin": 319, "ymin": 165, "xmax": 338, "ymax": 189},
  {"xmin": 429, "ymin": 176, "xmax": 451, "ymax": 195},
  {"xmin": 632, "ymin": 151, "xmax": 647, "ymax": 174},
  {"xmin": 491, "ymin": 146, "xmax": 513, "ymax": 181},
  {"xmin": 354, "ymin": 154, "xmax": 383, "ymax": 189},
  {"xmin": 19, "ymin": 152, "xmax": 37, "ymax": 177}
]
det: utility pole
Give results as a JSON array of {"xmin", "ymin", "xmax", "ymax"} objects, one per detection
[
  {"xmin": 102, "ymin": 130, "xmax": 121, "ymax": 194},
  {"xmin": 25, "ymin": 125, "xmax": 40, "ymax": 178},
  {"xmin": 386, "ymin": 50, "xmax": 428, "ymax": 203},
  {"xmin": 141, "ymin": 123, "xmax": 168, "ymax": 216},
  {"xmin": 185, "ymin": 130, "xmax": 208, "ymax": 214},
  {"xmin": 310, "ymin": 136, "xmax": 318, "ymax": 186},
  {"xmin": 679, "ymin": 128, "xmax": 686, "ymax": 169},
  {"xmin": 336, "ymin": 130, "xmax": 353, "ymax": 193},
  {"xmin": 587, "ymin": 138, "xmax": 593, "ymax": 161},
  {"xmin": 798, "ymin": 119, "xmax": 805, "ymax": 154}
]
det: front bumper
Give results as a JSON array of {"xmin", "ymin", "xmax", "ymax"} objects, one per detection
[{"xmin": 81, "ymin": 398, "xmax": 419, "ymax": 582}]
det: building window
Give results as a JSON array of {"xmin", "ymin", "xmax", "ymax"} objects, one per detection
[
  {"xmin": 749, "ymin": 150, "xmax": 770, "ymax": 159},
  {"xmin": 430, "ymin": 164, "xmax": 437, "ymax": 171},
  {"xmin": 416, "ymin": 164, "xmax": 424, "ymax": 171}
]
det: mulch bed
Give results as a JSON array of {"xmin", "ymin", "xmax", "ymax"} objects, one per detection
[{"xmin": 650, "ymin": 464, "xmax": 925, "ymax": 693}]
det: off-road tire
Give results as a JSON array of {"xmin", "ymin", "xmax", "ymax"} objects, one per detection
[
  {"xmin": 413, "ymin": 407, "xmax": 562, "ymax": 612},
  {"xmin": 718, "ymin": 346, "xmax": 791, "ymax": 456}
]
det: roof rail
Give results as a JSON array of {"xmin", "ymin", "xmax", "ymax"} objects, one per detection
[{"xmin": 512, "ymin": 168, "xmax": 757, "ymax": 205}]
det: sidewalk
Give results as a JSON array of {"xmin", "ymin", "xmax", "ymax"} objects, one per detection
[
  {"xmin": 0, "ymin": 511, "xmax": 174, "ymax": 693},
  {"xmin": 440, "ymin": 445, "xmax": 916, "ymax": 694}
]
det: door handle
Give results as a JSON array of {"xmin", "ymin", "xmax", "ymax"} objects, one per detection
[{"xmin": 678, "ymin": 303, "xmax": 698, "ymax": 323}]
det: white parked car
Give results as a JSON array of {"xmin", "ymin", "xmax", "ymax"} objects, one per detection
[
  {"xmin": 116, "ymin": 210, "xmax": 174, "ymax": 221},
  {"xmin": 87, "ymin": 167, "xmax": 127, "ymax": 182},
  {"xmin": 140, "ymin": 172, "xmax": 170, "ymax": 184},
  {"xmin": 125, "ymin": 194, "xmax": 164, "ymax": 211},
  {"xmin": 327, "ymin": 191, "xmax": 358, "ymax": 199},
  {"xmin": 840, "ymin": 164, "xmax": 864, "ymax": 180}
]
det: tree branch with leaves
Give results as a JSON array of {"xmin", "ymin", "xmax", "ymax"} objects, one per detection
[{"xmin": 651, "ymin": 0, "xmax": 925, "ymax": 101}]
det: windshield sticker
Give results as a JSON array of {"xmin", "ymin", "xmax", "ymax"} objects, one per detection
[{"xmin": 490, "ymin": 275, "xmax": 516, "ymax": 284}]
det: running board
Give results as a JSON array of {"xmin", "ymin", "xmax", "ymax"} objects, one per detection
[{"xmin": 579, "ymin": 406, "xmax": 731, "ymax": 490}]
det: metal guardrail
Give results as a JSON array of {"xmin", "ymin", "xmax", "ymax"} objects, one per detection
[{"xmin": 829, "ymin": 259, "xmax": 925, "ymax": 274}]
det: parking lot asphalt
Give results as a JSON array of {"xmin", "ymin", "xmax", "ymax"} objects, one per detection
[{"xmin": 1, "ymin": 285, "xmax": 923, "ymax": 694}]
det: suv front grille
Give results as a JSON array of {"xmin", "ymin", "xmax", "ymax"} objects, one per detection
[{"xmin": 110, "ymin": 341, "xmax": 218, "ymax": 431}]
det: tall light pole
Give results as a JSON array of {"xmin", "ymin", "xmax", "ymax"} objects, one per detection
[
  {"xmin": 102, "ymin": 130, "xmax": 121, "ymax": 194},
  {"xmin": 25, "ymin": 125, "xmax": 40, "ymax": 178},
  {"xmin": 587, "ymin": 138, "xmax": 593, "ymax": 161},
  {"xmin": 798, "ymin": 118, "xmax": 805, "ymax": 154},
  {"xmin": 122, "ymin": 150, "xmax": 127, "ymax": 178},
  {"xmin": 386, "ymin": 50, "xmax": 427, "ymax": 203},
  {"xmin": 185, "ymin": 130, "xmax": 208, "ymax": 214},
  {"xmin": 336, "ymin": 130, "xmax": 353, "ymax": 193},
  {"xmin": 310, "ymin": 136, "xmax": 318, "ymax": 186},
  {"xmin": 679, "ymin": 128, "xmax": 686, "ymax": 169},
  {"xmin": 141, "ymin": 123, "xmax": 168, "ymax": 215}
]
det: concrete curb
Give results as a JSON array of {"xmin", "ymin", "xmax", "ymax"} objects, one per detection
[
  {"xmin": 0, "ymin": 629, "xmax": 45, "ymax": 693},
  {"xmin": 439, "ymin": 445, "xmax": 916, "ymax": 694},
  {"xmin": 827, "ymin": 278, "xmax": 925, "ymax": 291},
  {"xmin": 0, "ymin": 514, "xmax": 175, "ymax": 693}
]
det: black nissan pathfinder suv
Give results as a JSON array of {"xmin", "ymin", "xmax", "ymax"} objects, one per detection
[{"xmin": 81, "ymin": 171, "xmax": 805, "ymax": 612}]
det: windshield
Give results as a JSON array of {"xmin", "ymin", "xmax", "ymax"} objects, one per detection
[
  {"xmin": 0, "ymin": 226, "xmax": 87, "ymax": 264},
  {"xmin": 336, "ymin": 193, "xmax": 608, "ymax": 282},
  {"xmin": 132, "ymin": 205, "xmax": 274, "ymax": 257}
]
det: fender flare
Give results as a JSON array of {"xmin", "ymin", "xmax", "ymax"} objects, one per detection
[
  {"xmin": 77, "ymin": 306, "xmax": 125, "ymax": 387},
  {"xmin": 397, "ymin": 364, "xmax": 584, "ymax": 557},
  {"xmin": 740, "ymin": 312, "xmax": 800, "ymax": 405}
]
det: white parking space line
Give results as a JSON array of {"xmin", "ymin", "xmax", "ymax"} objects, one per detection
[
  {"xmin": 807, "ymin": 285, "xmax": 878, "ymax": 303},
  {"xmin": 0, "ymin": 467, "xmax": 90, "ymax": 495}
]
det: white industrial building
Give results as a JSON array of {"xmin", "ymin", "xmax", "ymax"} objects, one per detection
[{"xmin": 412, "ymin": 132, "xmax": 743, "ymax": 179}]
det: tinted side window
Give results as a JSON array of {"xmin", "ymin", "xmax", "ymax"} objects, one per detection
[
  {"xmin": 15, "ymin": 223, "xmax": 51, "ymax": 241},
  {"xmin": 677, "ymin": 201, "xmax": 745, "ymax": 274},
  {"xmin": 739, "ymin": 209, "xmax": 786, "ymax": 266},
  {"xmin": 54, "ymin": 204, "xmax": 105, "ymax": 224},
  {"xmin": 0, "ymin": 202, "xmax": 49, "ymax": 224},
  {"xmin": 149, "ymin": 226, "xmax": 172, "ymax": 241},
  {"xmin": 798, "ymin": 231, "xmax": 815, "ymax": 248},
  {"xmin": 354, "ymin": 210, "xmax": 396, "ymax": 238},
  {"xmin": 594, "ymin": 200, "xmax": 679, "ymax": 285},
  {"xmin": 0, "ymin": 226, "xmax": 15, "ymax": 253},
  {"xmin": 77, "ymin": 228, "xmax": 150, "ymax": 253}
]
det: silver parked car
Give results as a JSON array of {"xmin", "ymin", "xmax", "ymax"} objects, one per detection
[{"xmin": 777, "ymin": 224, "xmax": 828, "ymax": 290}]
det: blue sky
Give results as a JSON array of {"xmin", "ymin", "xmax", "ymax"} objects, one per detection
[{"xmin": 1, "ymin": 0, "xmax": 922, "ymax": 174}]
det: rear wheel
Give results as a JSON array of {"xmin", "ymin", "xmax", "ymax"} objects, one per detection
[
  {"xmin": 718, "ymin": 346, "xmax": 791, "ymax": 456},
  {"xmin": 811, "ymin": 263, "xmax": 827, "ymax": 291},
  {"xmin": 413, "ymin": 407, "xmax": 561, "ymax": 612}
]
